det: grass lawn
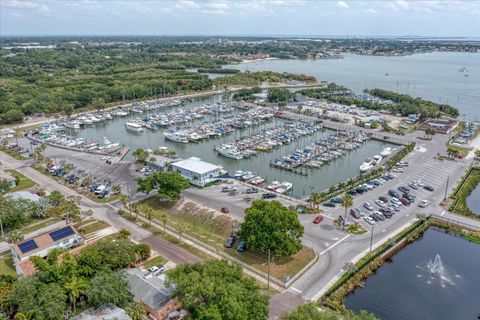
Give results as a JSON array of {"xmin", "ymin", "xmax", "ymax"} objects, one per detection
[
  {"xmin": 76, "ymin": 220, "xmax": 110, "ymax": 236},
  {"xmin": 5, "ymin": 169, "xmax": 35, "ymax": 191},
  {"xmin": 0, "ymin": 252, "xmax": 16, "ymax": 276},
  {"xmin": 87, "ymin": 192, "xmax": 121, "ymax": 203},
  {"xmin": 21, "ymin": 216, "xmax": 62, "ymax": 235},
  {"xmin": 139, "ymin": 196, "xmax": 317, "ymax": 282},
  {"xmin": 143, "ymin": 255, "xmax": 168, "ymax": 269},
  {"xmin": 0, "ymin": 146, "xmax": 26, "ymax": 160},
  {"xmin": 346, "ymin": 223, "xmax": 368, "ymax": 234}
]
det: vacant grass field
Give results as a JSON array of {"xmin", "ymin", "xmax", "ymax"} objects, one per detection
[
  {"xmin": 5, "ymin": 169, "xmax": 35, "ymax": 191},
  {"xmin": 139, "ymin": 195, "xmax": 317, "ymax": 281},
  {"xmin": 75, "ymin": 220, "xmax": 110, "ymax": 236},
  {"xmin": 21, "ymin": 216, "xmax": 62, "ymax": 235},
  {"xmin": 0, "ymin": 251, "xmax": 16, "ymax": 276}
]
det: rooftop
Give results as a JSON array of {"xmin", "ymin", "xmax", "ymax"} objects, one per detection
[
  {"xmin": 70, "ymin": 305, "xmax": 131, "ymax": 320},
  {"xmin": 172, "ymin": 157, "xmax": 222, "ymax": 174},
  {"xmin": 123, "ymin": 268, "xmax": 174, "ymax": 311},
  {"xmin": 9, "ymin": 191, "xmax": 42, "ymax": 203},
  {"xmin": 13, "ymin": 225, "xmax": 82, "ymax": 259}
]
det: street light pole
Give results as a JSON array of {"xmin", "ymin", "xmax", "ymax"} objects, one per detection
[
  {"xmin": 267, "ymin": 249, "xmax": 271, "ymax": 289},
  {"xmin": 369, "ymin": 225, "xmax": 374, "ymax": 252},
  {"xmin": 444, "ymin": 176, "xmax": 450, "ymax": 201}
]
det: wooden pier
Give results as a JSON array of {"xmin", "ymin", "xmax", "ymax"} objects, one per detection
[{"xmin": 112, "ymin": 147, "xmax": 129, "ymax": 164}]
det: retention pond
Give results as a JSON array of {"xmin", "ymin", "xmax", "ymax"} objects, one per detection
[{"xmin": 345, "ymin": 228, "xmax": 480, "ymax": 320}]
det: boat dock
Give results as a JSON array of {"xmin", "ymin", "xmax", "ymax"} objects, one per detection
[
  {"xmin": 270, "ymin": 130, "xmax": 370, "ymax": 175},
  {"xmin": 112, "ymin": 147, "xmax": 130, "ymax": 164}
]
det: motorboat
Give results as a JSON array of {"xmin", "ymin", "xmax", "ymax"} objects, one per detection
[
  {"xmin": 125, "ymin": 122, "xmax": 144, "ymax": 133},
  {"xmin": 372, "ymin": 155, "xmax": 382, "ymax": 165},
  {"xmin": 275, "ymin": 181, "xmax": 293, "ymax": 194},
  {"xmin": 380, "ymin": 147, "xmax": 392, "ymax": 157},
  {"xmin": 360, "ymin": 158, "xmax": 374, "ymax": 172},
  {"xmin": 250, "ymin": 176, "xmax": 266, "ymax": 185},
  {"xmin": 215, "ymin": 145, "xmax": 243, "ymax": 160},
  {"xmin": 164, "ymin": 132, "xmax": 188, "ymax": 143}
]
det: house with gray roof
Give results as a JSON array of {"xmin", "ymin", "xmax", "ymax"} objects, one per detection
[{"xmin": 123, "ymin": 268, "xmax": 181, "ymax": 320}]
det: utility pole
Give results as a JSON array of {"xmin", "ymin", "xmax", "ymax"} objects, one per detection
[
  {"xmin": 370, "ymin": 225, "xmax": 374, "ymax": 252},
  {"xmin": 267, "ymin": 249, "xmax": 271, "ymax": 289},
  {"xmin": 444, "ymin": 176, "xmax": 450, "ymax": 201}
]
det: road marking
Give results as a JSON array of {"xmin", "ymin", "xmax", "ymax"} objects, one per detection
[
  {"xmin": 441, "ymin": 211, "xmax": 445, "ymax": 216},
  {"xmin": 290, "ymin": 287, "xmax": 302, "ymax": 294},
  {"xmin": 107, "ymin": 203, "xmax": 117, "ymax": 211},
  {"xmin": 320, "ymin": 234, "xmax": 351, "ymax": 255}
]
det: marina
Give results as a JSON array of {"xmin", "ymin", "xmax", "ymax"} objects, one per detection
[{"xmin": 31, "ymin": 94, "xmax": 395, "ymax": 198}]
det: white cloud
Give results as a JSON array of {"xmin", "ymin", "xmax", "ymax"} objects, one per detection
[
  {"xmin": 364, "ymin": 8, "xmax": 378, "ymax": 14},
  {"xmin": 2, "ymin": 0, "xmax": 50, "ymax": 13},
  {"xmin": 335, "ymin": 1, "xmax": 349, "ymax": 9}
]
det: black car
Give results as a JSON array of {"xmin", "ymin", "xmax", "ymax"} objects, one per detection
[
  {"xmin": 369, "ymin": 214, "xmax": 380, "ymax": 222},
  {"xmin": 388, "ymin": 189, "xmax": 400, "ymax": 198},
  {"xmin": 424, "ymin": 185, "xmax": 434, "ymax": 192},
  {"xmin": 356, "ymin": 187, "xmax": 366, "ymax": 194},
  {"xmin": 246, "ymin": 188, "xmax": 259, "ymax": 194},
  {"xmin": 97, "ymin": 190, "xmax": 108, "ymax": 199},
  {"xmin": 403, "ymin": 193, "xmax": 416, "ymax": 202},
  {"xmin": 262, "ymin": 193, "xmax": 277, "ymax": 199},
  {"xmin": 348, "ymin": 189, "xmax": 358, "ymax": 196},
  {"xmin": 379, "ymin": 196, "xmax": 389, "ymax": 203},
  {"xmin": 398, "ymin": 186, "xmax": 410, "ymax": 193},
  {"xmin": 323, "ymin": 202, "xmax": 336, "ymax": 208}
]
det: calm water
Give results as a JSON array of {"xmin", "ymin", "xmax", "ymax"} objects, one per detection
[
  {"xmin": 73, "ymin": 95, "xmax": 392, "ymax": 197},
  {"xmin": 345, "ymin": 228, "xmax": 480, "ymax": 320},
  {"xmin": 466, "ymin": 184, "xmax": 480, "ymax": 216},
  {"xmin": 228, "ymin": 52, "xmax": 480, "ymax": 119}
]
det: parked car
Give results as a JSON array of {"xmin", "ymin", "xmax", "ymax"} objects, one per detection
[
  {"xmin": 331, "ymin": 197, "xmax": 343, "ymax": 204},
  {"xmin": 236, "ymin": 242, "xmax": 247, "ymax": 252},
  {"xmin": 375, "ymin": 200, "xmax": 386, "ymax": 208},
  {"xmin": 313, "ymin": 216, "xmax": 324, "ymax": 224},
  {"xmin": 379, "ymin": 196, "xmax": 389, "ymax": 203},
  {"xmin": 424, "ymin": 185, "xmax": 434, "ymax": 192},
  {"xmin": 364, "ymin": 216, "xmax": 376, "ymax": 225},
  {"xmin": 148, "ymin": 265, "xmax": 165, "ymax": 274},
  {"xmin": 364, "ymin": 201, "xmax": 374, "ymax": 211},
  {"xmin": 97, "ymin": 190, "xmax": 108, "ymax": 199},
  {"xmin": 373, "ymin": 211, "xmax": 386, "ymax": 221},
  {"xmin": 245, "ymin": 188, "xmax": 258, "ymax": 194},
  {"xmin": 222, "ymin": 186, "xmax": 237, "ymax": 193},
  {"xmin": 224, "ymin": 236, "xmax": 236, "ymax": 248},
  {"xmin": 220, "ymin": 207, "xmax": 230, "ymax": 214},
  {"xmin": 348, "ymin": 189, "xmax": 358, "ymax": 196},
  {"xmin": 403, "ymin": 193, "xmax": 416, "ymax": 202},
  {"xmin": 388, "ymin": 189, "xmax": 400, "ymax": 198},
  {"xmin": 419, "ymin": 200, "xmax": 430, "ymax": 208},
  {"xmin": 323, "ymin": 202, "xmax": 336, "ymax": 208},
  {"xmin": 398, "ymin": 186, "xmax": 410, "ymax": 193},
  {"xmin": 409, "ymin": 182, "xmax": 420, "ymax": 190},
  {"xmin": 400, "ymin": 198, "xmax": 411, "ymax": 206},
  {"xmin": 350, "ymin": 208, "xmax": 361, "ymax": 219},
  {"xmin": 262, "ymin": 193, "xmax": 277, "ymax": 199}
]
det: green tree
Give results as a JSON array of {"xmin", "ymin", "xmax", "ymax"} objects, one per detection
[
  {"xmin": 168, "ymin": 260, "xmax": 269, "ymax": 320},
  {"xmin": 158, "ymin": 211, "xmax": 168, "ymax": 236},
  {"xmin": 0, "ymin": 180, "xmax": 12, "ymax": 194},
  {"xmin": 47, "ymin": 190, "xmax": 65, "ymax": 207},
  {"xmin": 86, "ymin": 270, "xmax": 130, "ymax": 308},
  {"xmin": 64, "ymin": 276, "xmax": 89, "ymax": 311},
  {"xmin": 13, "ymin": 310, "xmax": 36, "ymax": 320},
  {"xmin": 132, "ymin": 148, "xmax": 148, "ymax": 163},
  {"xmin": 124, "ymin": 301, "xmax": 146, "ymax": 320},
  {"xmin": 134, "ymin": 243, "xmax": 151, "ymax": 261},
  {"xmin": 237, "ymin": 200, "xmax": 304, "ymax": 256},
  {"xmin": 137, "ymin": 171, "xmax": 190, "ymax": 200},
  {"xmin": 118, "ymin": 228, "xmax": 131, "ymax": 239},
  {"xmin": 5, "ymin": 230, "xmax": 23, "ymax": 244},
  {"xmin": 309, "ymin": 192, "xmax": 322, "ymax": 209},
  {"xmin": 341, "ymin": 193, "xmax": 353, "ymax": 230},
  {"xmin": 282, "ymin": 303, "xmax": 378, "ymax": 320}
]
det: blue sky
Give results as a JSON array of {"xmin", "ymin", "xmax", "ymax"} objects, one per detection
[{"xmin": 1, "ymin": 0, "xmax": 479, "ymax": 37}]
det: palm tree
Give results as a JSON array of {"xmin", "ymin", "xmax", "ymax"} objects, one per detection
[
  {"xmin": 64, "ymin": 276, "xmax": 89, "ymax": 311},
  {"xmin": 309, "ymin": 192, "xmax": 322, "ymax": 209},
  {"xmin": 341, "ymin": 193, "xmax": 353, "ymax": 230},
  {"xmin": 119, "ymin": 228, "xmax": 131, "ymax": 239},
  {"xmin": 144, "ymin": 207, "xmax": 154, "ymax": 227},
  {"xmin": 177, "ymin": 224, "xmax": 185, "ymax": 242},
  {"xmin": 6, "ymin": 230, "xmax": 24, "ymax": 244},
  {"xmin": 158, "ymin": 212, "xmax": 168, "ymax": 236},
  {"xmin": 14, "ymin": 310, "xmax": 36, "ymax": 320}
]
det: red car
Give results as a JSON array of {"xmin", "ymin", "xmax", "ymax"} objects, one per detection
[
  {"xmin": 313, "ymin": 216, "xmax": 324, "ymax": 224},
  {"xmin": 220, "ymin": 207, "xmax": 230, "ymax": 214}
]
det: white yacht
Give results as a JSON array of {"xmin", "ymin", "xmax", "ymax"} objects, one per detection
[
  {"xmin": 360, "ymin": 158, "xmax": 374, "ymax": 172},
  {"xmin": 372, "ymin": 154, "xmax": 382, "ymax": 165},
  {"xmin": 164, "ymin": 132, "xmax": 188, "ymax": 143},
  {"xmin": 215, "ymin": 145, "xmax": 243, "ymax": 160},
  {"xmin": 276, "ymin": 181, "xmax": 293, "ymax": 194},
  {"xmin": 125, "ymin": 122, "xmax": 144, "ymax": 133},
  {"xmin": 380, "ymin": 147, "xmax": 392, "ymax": 157}
]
